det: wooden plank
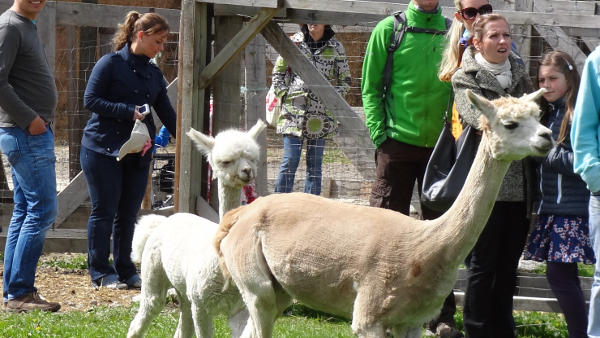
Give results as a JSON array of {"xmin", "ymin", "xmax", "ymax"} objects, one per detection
[
  {"xmin": 244, "ymin": 35, "xmax": 269, "ymax": 197},
  {"xmin": 0, "ymin": 0, "xmax": 181, "ymax": 30},
  {"xmin": 564, "ymin": 27, "xmax": 600, "ymax": 39},
  {"xmin": 197, "ymin": 7, "xmax": 280, "ymax": 89},
  {"xmin": 532, "ymin": 0, "xmax": 588, "ymax": 74},
  {"xmin": 215, "ymin": 3, "xmax": 600, "ymax": 28},
  {"xmin": 37, "ymin": 1, "xmax": 56, "ymax": 73},
  {"xmin": 513, "ymin": 0, "xmax": 533, "ymax": 72},
  {"xmin": 197, "ymin": 0, "xmax": 280, "ymax": 7},
  {"xmin": 55, "ymin": 172, "xmax": 89, "ymax": 228},
  {"xmin": 175, "ymin": 0, "xmax": 208, "ymax": 213},
  {"xmin": 583, "ymin": 37, "xmax": 600, "ymax": 52},
  {"xmin": 532, "ymin": 0, "xmax": 596, "ymax": 14},
  {"xmin": 284, "ymin": 0, "xmax": 402, "ymax": 15},
  {"xmin": 261, "ymin": 22, "xmax": 375, "ymax": 180},
  {"xmin": 54, "ymin": 3, "xmax": 180, "ymax": 29},
  {"xmin": 454, "ymin": 292, "xmax": 565, "ymax": 313}
]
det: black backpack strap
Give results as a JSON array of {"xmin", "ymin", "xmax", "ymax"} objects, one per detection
[
  {"xmin": 383, "ymin": 11, "xmax": 406, "ymax": 98},
  {"xmin": 382, "ymin": 13, "xmax": 450, "ymax": 98}
]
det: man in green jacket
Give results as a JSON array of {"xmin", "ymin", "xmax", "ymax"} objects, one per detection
[{"xmin": 361, "ymin": 0, "xmax": 458, "ymax": 336}]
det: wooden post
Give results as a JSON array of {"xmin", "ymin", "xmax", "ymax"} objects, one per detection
[
  {"xmin": 38, "ymin": 0, "xmax": 56, "ymax": 73},
  {"xmin": 210, "ymin": 15, "xmax": 244, "ymax": 212},
  {"xmin": 244, "ymin": 35, "xmax": 268, "ymax": 197},
  {"xmin": 68, "ymin": 0, "xmax": 98, "ymax": 180},
  {"xmin": 174, "ymin": 0, "xmax": 208, "ymax": 214}
]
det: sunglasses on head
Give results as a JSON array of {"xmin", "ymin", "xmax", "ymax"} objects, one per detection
[{"xmin": 459, "ymin": 4, "xmax": 493, "ymax": 20}]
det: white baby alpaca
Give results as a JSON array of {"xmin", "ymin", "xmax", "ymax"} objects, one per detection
[{"xmin": 127, "ymin": 120, "xmax": 265, "ymax": 338}]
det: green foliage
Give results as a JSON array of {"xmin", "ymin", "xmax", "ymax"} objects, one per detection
[
  {"xmin": 515, "ymin": 311, "xmax": 568, "ymax": 338},
  {"xmin": 322, "ymin": 145, "xmax": 351, "ymax": 165},
  {"xmin": 578, "ymin": 262, "xmax": 594, "ymax": 278},
  {"xmin": 38, "ymin": 253, "xmax": 88, "ymax": 270},
  {"xmin": 520, "ymin": 261, "xmax": 594, "ymax": 278}
]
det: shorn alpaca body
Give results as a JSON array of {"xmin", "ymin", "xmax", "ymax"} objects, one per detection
[
  {"xmin": 127, "ymin": 120, "xmax": 266, "ymax": 338},
  {"xmin": 215, "ymin": 90, "xmax": 553, "ymax": 338}
]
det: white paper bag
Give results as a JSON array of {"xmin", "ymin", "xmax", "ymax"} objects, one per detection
[{"xmin": 117, "ymin": 119, "xmax": 151, "ymax": 161}]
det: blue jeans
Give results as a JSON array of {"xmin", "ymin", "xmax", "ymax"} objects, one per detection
[
  {"xmin": 588, "ymin": 195, "xmax": 600, "ymax": 337},
  {"xmin": 0, "ymin": 127, "xmax": 57, "ymax": 301},
  {"xmin": 80, "ymin": 146, "xmax": 149, "ymax": 282},
  {"xmin": 274, "ymin": 135, "xmax": 325, "ymax": 195}
]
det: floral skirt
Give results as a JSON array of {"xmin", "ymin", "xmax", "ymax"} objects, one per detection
[{"xmin": 523, "ymin": 214, "xmax": 596, "ymax": 264}]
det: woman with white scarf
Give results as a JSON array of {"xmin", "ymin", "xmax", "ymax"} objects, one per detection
[{"xmin": 451, "ymin": 14, "xmax": 535, "ymax": 338}]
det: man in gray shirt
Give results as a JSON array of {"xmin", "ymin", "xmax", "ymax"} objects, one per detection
[{"xmin": 0, "ymin": 0, "xmax": 60, "ymax": 312}]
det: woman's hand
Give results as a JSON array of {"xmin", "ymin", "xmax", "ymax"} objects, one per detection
[{"xmin": 133, "ymin": 105, "xmax": 147, "ymax": 121}]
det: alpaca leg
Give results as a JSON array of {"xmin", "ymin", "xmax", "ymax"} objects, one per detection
[
  {"xmin": 228, "ymin": 307, "xmax": 249, "ymax": 338},
  {"xmin": 390, "ymin": 326, "xmax": 421, "ymax": 338},
  {"xmin": 190, "ymin": 302, "xmax": 213, "ymax": 338},
  {"xmin": 351, "ymin": 322, "xmax": 385, "ymax": 338},
  {"xmin": 351, "ymin": 289, "xmax": 386, "ymax": 338},
  {"xmin": 174, "ymin": 296, "xmax": 195, "ymax": 338},
  {"xmin": 243, "ymin": 292, "xmax": 278, "ymax": 338},
  {"xmin": 127, "ymin": 250, "xmax": 170, "ymax": 338}
]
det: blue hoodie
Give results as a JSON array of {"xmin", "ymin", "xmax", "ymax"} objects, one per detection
[{"xmin": 572, "ymin": 46, "xmax": 600, "ymax": 193}]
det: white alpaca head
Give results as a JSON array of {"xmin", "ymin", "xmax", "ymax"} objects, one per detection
[
  {"xmin": 466, "ymin": 88, "xmax": 553, "ymax": 161},
  {"xmin": 186, "ymin": 120, "xmax": 266, "ymax": 188}
]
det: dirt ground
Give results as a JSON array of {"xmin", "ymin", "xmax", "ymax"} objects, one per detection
[{"xmin": 0, "ymin": 253, "xmax": 140, "ymax": 312}]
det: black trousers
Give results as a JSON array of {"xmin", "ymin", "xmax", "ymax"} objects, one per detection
[
  {"xmin": 463, "ymin": 201, "xmax": 529, "ymax": 338},
  {"xmin": 370, "ymin": 138, "xmax": 458, "ymax": 328},
  {"xmin": 547, "ymin": 262, "xmax": 588, "ymax": 338}
]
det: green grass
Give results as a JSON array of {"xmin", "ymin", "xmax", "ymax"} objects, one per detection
[
  {"xmin": 520, "ymin": 261, "xmax": 594, "ymax": 278},
  {"xmin": 38, "ymin": 253, "xmax": 88, "ymax": 270},
  {"xmin": 0, "ymin": 303, "xmax": 571, "ymax": 337},
  {"xmin": 0, "ymin": 305, "xmax": 353, "ymax": 338}
]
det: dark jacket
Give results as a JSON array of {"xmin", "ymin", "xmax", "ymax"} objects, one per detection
[
  {"xmin": 82, "ymin": 44, "xmax": 177, "ymax": 163},
  {"xmin": 537, "ymin": 100, "xmax": 590, "ymax": 216}
]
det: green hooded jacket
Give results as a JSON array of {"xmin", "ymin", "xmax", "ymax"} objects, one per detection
[{"xmin": 361, "ymin": 2, "xmax": 451, "ymax": 148}]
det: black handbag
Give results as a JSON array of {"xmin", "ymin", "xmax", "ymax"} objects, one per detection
[{"xmin": 421, "ymin": 103, "xmax": 480, "ymax": 213}]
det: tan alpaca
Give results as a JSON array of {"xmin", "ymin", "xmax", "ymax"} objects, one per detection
[{"xmin": 213, "ymin": 89, "xmax": 553, "ymax": 338}]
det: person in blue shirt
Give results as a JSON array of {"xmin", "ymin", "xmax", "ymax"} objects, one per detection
[
  {"xmin": 80, "ymin": 11, "xmax": 177, "ymax": 289},
  {"xmin": 571, "ymin": 45, "xmax": 600, "ymax": 338}
]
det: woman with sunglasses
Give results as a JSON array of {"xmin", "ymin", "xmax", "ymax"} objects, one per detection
[
  {"xmin": 451, "ymin": 14, "xmax": 534, "ymax": 338},
  {"xmin": 439, "ymin": 0, "xmax": 493, "ymax": 83}
]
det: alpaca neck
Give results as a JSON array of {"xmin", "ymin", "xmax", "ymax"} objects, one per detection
[
  {"xmin": 218, "ymin": 182, "xmax": 243, "ymax": 220},
  {"xmin": 431, "ymin": 133, "xmax": 511, "ymax": 266}
]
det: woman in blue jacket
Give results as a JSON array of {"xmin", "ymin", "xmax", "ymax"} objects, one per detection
[
  {"xmin": 81, "ymin": 11, "xmax": 177, "ymax": 289},
  {"xmin": 524, "ymin": 51, "xmax": 595, "ymax": 338}
]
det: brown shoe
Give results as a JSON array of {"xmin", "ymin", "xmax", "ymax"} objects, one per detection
[{"xmin": 6, "ymin": 292, "xmax": 61, "ymax": 313}]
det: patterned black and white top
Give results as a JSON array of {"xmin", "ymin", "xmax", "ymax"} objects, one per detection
[{"xmin": 272, "ymin": 27, "xmax": 351, "ymax": 139}]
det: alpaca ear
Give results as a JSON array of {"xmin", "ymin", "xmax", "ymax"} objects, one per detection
[
  {"xmin": 466, "ymin": 89, "xmax": 496, "ymax": 121},
  {"xmin": 247, "ymin": 119, "xmax": 267, "ymax": 141},
  {"xmin": 522, "ymin": 88, "xmax": 547, "ymax": 102},
  {"xmin": 186, "ymin": 128, "xmax": 215, "ymax": 155}
]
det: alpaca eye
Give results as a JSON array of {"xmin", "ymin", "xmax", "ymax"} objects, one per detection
[
  {"xmin": 220, "ymin": 160, "xmax": 232, "ymax": 166},
  {"xmin": 504, "ymin": 122, "xmax": 519, "ymax": 130}
]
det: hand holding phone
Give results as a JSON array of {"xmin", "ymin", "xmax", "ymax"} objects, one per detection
[{"xmin": 137, "ymin": 104, "xmax": 151, "ymax": 116}]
